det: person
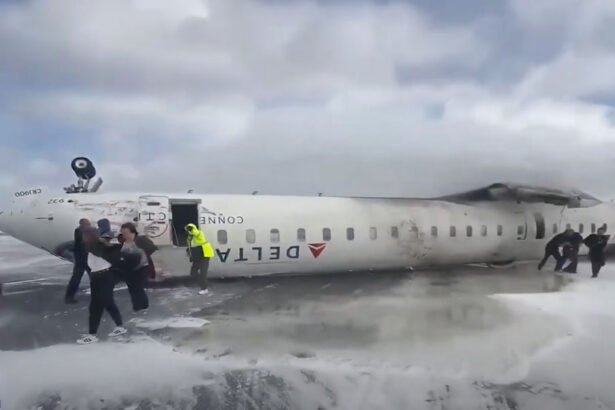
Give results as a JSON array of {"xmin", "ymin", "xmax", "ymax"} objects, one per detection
[
  {"xmin": 562, "ymin": 230, "xmax": 584, "ymax": 273},
  {"xmin": 185, "ymin": 223, "xmax": 215, "ymax": 295},
  {"xmin": 65, "ymin": 218, "xmax": 91, "ymax": 304},
  {"xmin": 136, "ymin": 232, "xmax": 158, "ymax": 280},
  {"xmin": 97, "ymin": 218, "xmax": 113, "ymax": 238},
  {"xmin": 538, "ymin": 229, "xmax": 573, "ymax": 271},
  {"xmin": 118, "ymin": 222, "xmax": 150, "ymax": 311},
  {"xmin": 76, "ymin": 227, "xmax": 128, "ymax": 344},
  {"xmin": 584, "ymin": 226, "xmax": 610, "ymax": 278}
]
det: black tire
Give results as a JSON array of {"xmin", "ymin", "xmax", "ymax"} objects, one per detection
[{"xmin": 71, "ymin": 157, "xmax": 96, "ymax": 179}]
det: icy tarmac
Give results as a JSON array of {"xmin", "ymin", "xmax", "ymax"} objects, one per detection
[{"xmin": 1, "ymin": 234, "xmax": 615, "ymax": 409}]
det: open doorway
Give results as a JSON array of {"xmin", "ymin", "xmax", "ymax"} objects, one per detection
[{"xmin": 171, "ymin": 203, "xmax": 199, "ymax": 246}]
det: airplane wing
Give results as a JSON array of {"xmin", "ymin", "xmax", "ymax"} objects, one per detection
[{"xmin": 438, "ymin": 182, "xmax": 601, "ymax": 208}]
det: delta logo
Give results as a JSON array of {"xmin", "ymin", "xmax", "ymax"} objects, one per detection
[{"xmin": 308, "ymin": 243, "xmax": 326, "ymax": 259}]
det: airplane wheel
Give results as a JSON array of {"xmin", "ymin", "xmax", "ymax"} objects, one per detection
[{"xmin": 71, "ymin": 157, "xmax": 96, "ymax": 179}]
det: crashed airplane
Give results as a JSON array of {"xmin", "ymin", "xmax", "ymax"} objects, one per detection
[{"xmin": 0, "ymin": 158, "xmax": 613, "ymax": 278}]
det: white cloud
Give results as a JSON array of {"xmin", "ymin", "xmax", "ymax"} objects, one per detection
[
  {"xmin": 1, "ymin": 0, "xmax": 615, "ymax": 203},
  {"xmin": 514, "ymin": 50, "xmax": 615, "ymax": 100}
]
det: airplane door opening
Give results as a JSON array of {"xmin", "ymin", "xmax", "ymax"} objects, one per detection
[
  {"xmin": 171, "ymin": 203, "xmax": 199, "ymax": 246},
  {"xmin": 534, "ymin": 212, "xmax": 545, "ymax": 239}
]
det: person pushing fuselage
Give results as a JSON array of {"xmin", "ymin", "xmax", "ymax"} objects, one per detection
[
  {"xmin": 538, "ymin": 228, "xmax": 574, "ymax": 271},
  {"xmin": 561, "ymin": 230, "xmax": 584, "ymax": 273}
]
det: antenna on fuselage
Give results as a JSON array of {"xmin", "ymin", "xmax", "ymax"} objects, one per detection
[{"xmin": 63, "ymin": 157, "xmax": 103, "ymax": 194}]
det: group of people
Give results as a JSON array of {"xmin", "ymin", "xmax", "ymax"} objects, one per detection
[
  {"xmin": 65, "ymin": 218, "xmax": 214, "ymax": 344},
  {"xmin": 538, "ymin": 225, "xmax": 610, "ymax": 277}
]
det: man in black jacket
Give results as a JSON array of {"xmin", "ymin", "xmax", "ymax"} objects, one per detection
[
  {"xmin": 538, "ymin": 228, "xmax": 573, "ymax": 271},
  {"xmin": 584, "ymin": 226, "xmax": 610, "ymax": 278},
  {"xmin": 65, "ymin": 218, "xmax": 91, "ymax": 304},
  {"xmin": 562, "ymin": 230, "xmax": 585, "ymax": 273}
]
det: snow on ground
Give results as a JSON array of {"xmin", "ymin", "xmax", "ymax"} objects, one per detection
[
  {"xmin": 0, "ymin": 265, "xmax": 614, "ymax": 409},
  {"xmin": 2, "ymin": 230, "xmax": 615, "ymax": 410},
  {"xmin": 493, "ymin": 272, "xmax": 615, "ymax": 409},
  {"xmin": 130, "ymin": 316, "xmax": 211, "ymax": 330}
]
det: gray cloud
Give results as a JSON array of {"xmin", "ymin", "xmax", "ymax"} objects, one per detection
[{"xmin": 1, "ymin": 0, "xmax": 615, "ymax": 207}]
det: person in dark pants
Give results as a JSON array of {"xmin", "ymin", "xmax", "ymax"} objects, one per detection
[
  {"xmin": 538, "ymin": 229, "xmax": 573, "ymax": 271},
  {"xmin": 77, "ymin": 227, "xmax": 128, "ymax": 344},
  {"xmin": 185, "ymin": 223, "xmax": 215, "ymax": 295},
  {"xmin": 65, "ymin": 218, "xmax": 91, "ymax": 304},
  {"xmin": 136, "ymin": 232, "xmax": 158, "ymax": 280},
  {"xmin": 584, "ymin": 226, "xmax": 610, "ymax": 278},
  {"xmin": 562, "ymin": 231, "xmax": 584, "ymax": 273},
  {"xmin": 118, "ymin": 222, "xmax": 150, "ymax": 312}
]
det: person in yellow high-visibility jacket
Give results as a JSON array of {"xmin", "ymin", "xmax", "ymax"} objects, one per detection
[{"xmin": 185, "ymin": 223, "xmax": 215, "ymax": 295}]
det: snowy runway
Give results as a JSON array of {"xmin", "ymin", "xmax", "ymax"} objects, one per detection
[{"xmin": 1, "ymin": 235, "xmax": 614, "ymax": 409}]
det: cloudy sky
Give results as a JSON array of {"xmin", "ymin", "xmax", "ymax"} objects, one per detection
[{"xmin": 1, "ymin": 0, "xmax": 615, "ymax": 203}]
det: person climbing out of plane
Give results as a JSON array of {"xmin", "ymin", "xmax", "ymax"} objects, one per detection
[
  {"xmin": 65, "ymin": 218, "xmax": 92, "ymax": 304},
  {"xmin": 76, "ymin": 227, "xmax": 128, "ymax": 344},
  {"xmin": 185, "ymin": 223, "xmax": 215, "ymax": 295},
  {"xmin": 117, "ymin": 222, "xmax": 150, "ymax": 311},
  {"xmin": 538, "ymin": 228, "xmax": 574, "ymax": 271},
  {"xmin": 561, "ymin": 230, "xmax": 585, "ymax": 274},
  {"xmin": 584, "ymin": 225, "xmax": 610, "ymax": 278}
]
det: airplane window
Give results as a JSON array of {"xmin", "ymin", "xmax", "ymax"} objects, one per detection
[
  {"xmin": 466, "ymin": 226, "xmax": 472, "ymax": 237},
  {"xmin": 271, "ymin": 229, "xmax": 280, "ymax": 243},
  {"xmin": 347, "ymin": 227, "xmax": 354, "ymax": 241},
  {"xmin": 246, "ymin": 229, "xmax": 256, "ymax": 244},
  {"xmin": 297, "ymin": 228, "xmax": 306, "ymax": 242},
  {"xmin": 391, "ymin": 226, "xmax": 399, "ymax": 238},
  {"xmin": 481, "ymin": 225, "xmax": 487, "ymax": 236},
  {"xmin": 517, "ymin": 225, "xmax": 524, "ymax": 235},
  {"xmin": 497, "ymin": 225, "xmax": 503, "ymax": 236},
  {"xmin": 323, "ymin": 228, "xmax": 331, "ymax": 241},
  {"xmin": 450, "ymin": 226, "xmax": 456, "ymax": 237},
  {"xmin": 369, "ymin": 227, "xmax": 377, "ymax": 240},
  {"xmin": 579, "ymin": 224, "xmax": 584, "ymax": 234},
  {"xmin": 553, "ymin": 224, "xmax": 558, "ymax": 234},
  {"xmin": 591, "ymin": 223, "xmax": 596, "ymax": 233},
  {"xmin": 217, "ymin": 230, "xmax": 228, "ymax": 245},
  {"xmin": 431, "ymin": 226, "xmax": 438, "ymax": 237}
]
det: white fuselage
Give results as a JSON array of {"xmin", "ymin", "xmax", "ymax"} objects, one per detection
[{"xmin": 1, "ymin": 191, "xmax": 614, "ymax": 278}]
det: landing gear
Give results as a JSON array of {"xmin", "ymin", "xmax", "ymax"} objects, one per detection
[{"xmin": 63, "ymin": 157, "xmax": 103, "ymax": 193}]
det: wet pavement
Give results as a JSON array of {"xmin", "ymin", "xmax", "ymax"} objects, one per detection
[
  {"xmin": 0, "ymin": 245, "xmax": 570, "ymax": 353},
  {"xmin": 3, "ymin": 234, "xmax": 613, "ymax": 410}
]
